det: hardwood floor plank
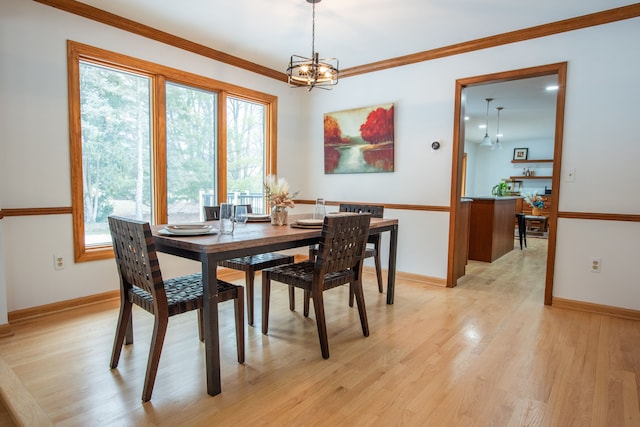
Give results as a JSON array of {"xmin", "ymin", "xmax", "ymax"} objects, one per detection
[{"xmin": 0, "ymin": 239, "xmax": 639, "ymax": 425}]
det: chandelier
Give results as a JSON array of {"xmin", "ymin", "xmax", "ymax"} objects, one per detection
[
  {"xmin": 492, "ymin": 106, "xmax": 504, "ymax": 150},
  {"xmin": 287, "ymin": 0, "xmax": 339, "ymax": 91},
  {"xmin": 480, "ymin": 98, "xmax": 494, "ymax": 147}
]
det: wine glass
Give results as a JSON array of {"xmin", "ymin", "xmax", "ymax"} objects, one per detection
[{"xmin": 235, "ymin": 205, "xmax": 248, "ymax": 226}]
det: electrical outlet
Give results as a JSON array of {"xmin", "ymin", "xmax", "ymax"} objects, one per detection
[
  {"xmin": 54, "ymin": 254, "xmax": 65, "ymax": 270},
  {"xmin": 590, "ymin": 257, "xmax": 601, "ymax": 273}
]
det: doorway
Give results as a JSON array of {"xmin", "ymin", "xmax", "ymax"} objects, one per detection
[{"xmin": 447, "ymin": 63, "xmax": 567, "ymax": 305}]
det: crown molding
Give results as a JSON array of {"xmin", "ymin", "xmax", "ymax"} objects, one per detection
[{"xmin": 34, "ymin": 1, "xmax": 640, "ymax": 81}]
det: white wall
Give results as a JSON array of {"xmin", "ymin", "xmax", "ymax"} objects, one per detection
[
  {"xmin": 468, "ymin": 138, "xmax": 554, "ymax": 197},
  {"xmin": 298, "ymin": 18, "xmax": 640, "ymax": 310},
  {"xmin": 0, "ymin": 0, "xmax": 306, "ymax": 312},
  {"xmin": 1, "ymin": 0, "xmax": 639, "ymax": 316}
]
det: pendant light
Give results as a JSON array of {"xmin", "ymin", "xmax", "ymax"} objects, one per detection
[
  {"xmin": 480, "ymin": 98, "xmax": 494, "ymax": 147},
  {"xmin": 492, "ymin": 106, "xmax": 504, "ymax": 150},
  {"xmin": 287, "ymin": 0, "xmax": 339, "ymax": 91}
]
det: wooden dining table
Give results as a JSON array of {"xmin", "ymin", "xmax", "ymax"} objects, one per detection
[{"xmin": 152, "ymin": 213, "xmax": 399, "ymax": 396}]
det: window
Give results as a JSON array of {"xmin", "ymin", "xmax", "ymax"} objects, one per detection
[
  {"xmin": 166, "ymin": 83, "xmax": 218, "ymax": 224},
  {"xmin": 226, "ymin": 97, "xmax": 267, "ymax": 214},
  {"xmin": 68, "ymin": 41, "xmax": 277, "ymax": 262}
]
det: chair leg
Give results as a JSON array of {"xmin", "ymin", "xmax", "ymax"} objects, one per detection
[
  {"xmin": 348, "ymin": 284, "xmax": 355, "ymax": 308},
  {"xmin": 245, "ymin": 269, "xmax": 255, "ymax": 326},
  {"xmin": 125, "ymin": 312, "xmax": 134, "ymax": 345},
  {"xmin": 110, "ymin": 299, "xmax": 133, "ymax": 369},
  {"xmin": 288, "ymin": 286, "xmax": 295, "ymax": 311},
  {"xmin": 142, "ymin": 313, "xmax": 169, "ymax": 402},
  {"xmin": 374, "ymin": 251, "xmax": 384, "ymax": 293},
  {"xmin": 311, "ymin": 288, "xmax": 330, "ymax": 359},
  {"xmin": 352, "ymin": 279, "xmax": 370, "ymax": 337},
  {"xmin": 197, "ymin": 309, "xmax": 204, "ymax": 342},
  {"xmin": 261, "ymin": 273, "xmax": 271, "ymax": 335},
  {"xmin": 234, "ymin": 287, "xmax": 245, "ymax": 364},
  {"xmin": 303, "ymin": 290, "xmax": 311, "ymax": 317}
]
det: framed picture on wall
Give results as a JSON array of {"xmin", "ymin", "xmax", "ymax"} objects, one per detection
[
  {"xmin": 323, "ymin": 103, "xmax": 395, "ymax": 174},
  {"xmin": 513, "ymin": 147, "xmax": 528, "ymax": 160}
]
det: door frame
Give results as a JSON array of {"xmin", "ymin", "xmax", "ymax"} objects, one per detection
[{"xmin": 447, "ymin": 62, "xmax": 567, "ymax": 305}]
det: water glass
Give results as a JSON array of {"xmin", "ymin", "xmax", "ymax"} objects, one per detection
[
  {"xmin": 313, "ymin": 198, "xmax": 326, "ymax": 220},
  {"xmin": 235, "ymin": 205, "xmax": 248, "ymax": 226},
  {"xmin": 219, "ymin": 203, "xmax": 235, "ymax": 234}
]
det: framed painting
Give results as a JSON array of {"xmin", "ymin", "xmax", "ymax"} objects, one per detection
[
  {"xmin": 513, "ymin": 147, "xmax": 528, "ymax": 160},
  {"xmin": 324, "ymin": 103, "xmax": 394, "ymax": 174}
]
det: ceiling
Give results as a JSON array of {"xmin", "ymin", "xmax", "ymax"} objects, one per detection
[
  {"xmin": 75, "ymin": 0, "xmax": 635, "ymax": 72},
  {"xmin": 463, "ymin": 76, "xmax": 559, "ymax": 145},
  {"xmin": 67, "ymin": 0, "xmax": 635, "ymax": 144}
]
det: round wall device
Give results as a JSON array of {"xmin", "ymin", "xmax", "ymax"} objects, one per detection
[{"xmin": 431, "ymin": 141, "xmax": 441, "ymax": 150}]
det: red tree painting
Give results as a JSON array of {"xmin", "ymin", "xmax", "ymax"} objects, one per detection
[{"xmin": 323, "ymin": 103, "xmax": 394, "ymax": 174}]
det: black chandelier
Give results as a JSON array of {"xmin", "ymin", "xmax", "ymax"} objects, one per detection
[{"xmin": 287, "ymin": 0, "xmax": 339, "ymax": 91}]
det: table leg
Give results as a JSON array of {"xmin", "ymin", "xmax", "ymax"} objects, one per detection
[
  {"xmin": 386, "ymin": 224, "xmax": 398, "ymax": 305},
  {"xmin": 201, "ymin": 253, "xmax": 221, "ymax": 396}
]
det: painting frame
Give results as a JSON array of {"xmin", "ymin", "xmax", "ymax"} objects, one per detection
[
  {"xmin": 324, "ymin": 103, "xmax": 395, "ymax": 174},
  {"xmin": 513, "ymin": 147, "xmax": 528, "ymax": 160}
]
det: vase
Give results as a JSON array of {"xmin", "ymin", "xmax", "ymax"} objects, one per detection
[
  {"xmin": 271, "ymin": 205, "xmax": 288, "ymax": 226},
  {"xmin": 532, "ymin": 207, "xmax": 542, "ymax": 216}
]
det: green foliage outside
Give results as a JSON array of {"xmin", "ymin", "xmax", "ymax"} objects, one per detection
[{"xmin": 79, "ymin": 62, "xmax": 266, "ymax": 241}]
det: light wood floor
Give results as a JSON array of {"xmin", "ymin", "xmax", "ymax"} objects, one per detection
[{"xmin": 1, "ymin": 238, "xmax": 639, "ymax": 426}]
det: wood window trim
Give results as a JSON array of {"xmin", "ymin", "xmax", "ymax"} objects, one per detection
[{"xmin": 67, "ymin": 40, "xmax": 278, "ymax": 262}]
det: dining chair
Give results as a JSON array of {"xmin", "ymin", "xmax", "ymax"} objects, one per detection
[
  {"xmin": 203, "ymin": 205, "xmax": 294, "ymax": 326},
  {"xmin": 108, "ymin": 216, "xmax": 244, "ymax": 402},
  {"xmin": 262, "ymin": 213, "xmax": 371, "ymax": 359},
  {"xmin": 308, "ymin": 203, "xmax": 384, "ymax": 307}
]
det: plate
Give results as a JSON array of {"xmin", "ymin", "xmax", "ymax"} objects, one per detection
[
  {"xmin": 160, "ymin": 224, "xmax": 218, "ymax": 236},
  {"xmin": 290, "ymin": 223, "xmax": 323, "ymax": 229},
  {"xmin": 295, "ymin": 218, "xmax": 324, "ymax": 226},
  {"xmin": 246, "ymin": 213, "xmax": 271, "ymax": 222}
]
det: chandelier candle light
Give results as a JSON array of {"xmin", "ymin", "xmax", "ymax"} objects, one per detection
[{"xmin": 287, "ymin": 0, "xmax": 339, "ymax": 91}]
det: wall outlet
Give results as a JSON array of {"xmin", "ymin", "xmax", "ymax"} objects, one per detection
[
  {"xmin": 54, "ymin": 254, "xmax": 65, "ymax": 270},
  {"xmin": 590, "ymin": 257, "xmax": 601, "ymax": 273}
]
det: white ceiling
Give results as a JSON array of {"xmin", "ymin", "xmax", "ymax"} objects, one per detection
[
  {"xmin": 77, "ymin": 0, "xmax": 635, "ymax": 72},
  {"xmin": 71, "ymin": 0, "xmax": 634, "ymax": 144},
  {"xmin": 464, "ymin": 76, "xmax": 559, "ymax": 145}
]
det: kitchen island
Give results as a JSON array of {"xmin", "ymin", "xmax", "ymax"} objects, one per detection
[{"xmin": 467, "ymin": 196, "xmax": 520, "ymax": 263}]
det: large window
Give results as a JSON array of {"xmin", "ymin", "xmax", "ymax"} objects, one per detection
[
  {"xmin": 226, "ymin": 97, "xmax": 267, "ymax": 214},
  {"xmin": 78, "ymin": 63, "xmax": 153, "ymax": 246},
  {"xmin": 165, "ymin": 83, "xmax": 218, "ymax": 224},
  {"xmin": 68, "ymin": 41, "xmax": 277, "ymax": 262}
]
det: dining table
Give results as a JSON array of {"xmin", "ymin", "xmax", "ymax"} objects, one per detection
[{"xmin": 152, "ymin": 213, "xmax": 399, "ymax": 396}]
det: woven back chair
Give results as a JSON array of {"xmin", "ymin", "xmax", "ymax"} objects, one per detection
[
  {"xmin": 262, "ymin": 213, "xmax": 371, "ymax": 359},
  {"xmin": 203, "ymin": 205, "xmax": 294, "ymax": 326},
  {"xmin": 108, "ymin": 216, "xmax": 244, "ymax": 402},
  {"xmin": 308, "ymin": 203, "xmax": 385, "ymax": 306}
]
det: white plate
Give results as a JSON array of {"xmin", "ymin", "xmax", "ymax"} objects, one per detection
[
  {"xmin": 160, "ymin": 224, "xmax": 218, "ymax": 236},
  {"xmin": 296, "ymin": 218, "xmax": 324, "ymax": 226}
]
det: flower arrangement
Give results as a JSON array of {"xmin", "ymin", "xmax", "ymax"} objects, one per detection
[
  {"xmin": 264, "ymin": 175, "xmax": 298, "ymax": 208},
  {"xmin": 524, "ymin": 193, "xmax": 545, "ymax": 209}
]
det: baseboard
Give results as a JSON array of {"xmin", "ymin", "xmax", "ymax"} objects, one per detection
[
  {"xmin": 0, "ymin": 356, "xmax": 53, "ymax": 426},
  {"xmin": 396, "ymin": 271, "xmax": 447, "ymax": 287},
  {"xmin": 552, "ymin": 297, "xmax": 640, "ymax": 321},
  {"xmin": 365, "ymin": 266, "xmax": 445, "ymax": 287},
  {"xmin": 8, "ymin": 290, "xmax": 121, "ymax": 323},
  {"xmin": 0, "ymin": 324, "xmax": 13, "ymax": 339},
  {"xmin": 6, "ymin": 269, "xmax": 247, "ymax": 324}
]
